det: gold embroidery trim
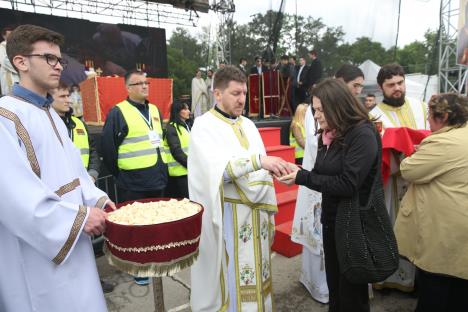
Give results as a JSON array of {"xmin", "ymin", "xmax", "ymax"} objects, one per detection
[
  {"xmin": 43, "ymin": 107, "xmax": 63, "ymax": 146},
  {"xmin": 247, "ymin": 181, "xmax": 274, "ymax": 187},
  {"xmin": 96, "ymin": 196, "xmax": 108, "ymax": 209},
  {"xmin": 210, "ymin": 109, "xmax": 250, "ymax": 149},
  {"xmin": 0, "ymin": 107, "xmax": 41, "ymax": 177},
  {"xmin": 53, "ymin": 205, "xmax": 87, "ymax": 265},
  {"xmin": 104, "ymin": 245, "xmax": 199, "ymax": 277},
  {"xmin": 104, "ymin": 235, "xmax": 201, "ymax": 253},
  {"xmin": 54, "ymin": 178, "xmax": 80, "ymax": 197}
]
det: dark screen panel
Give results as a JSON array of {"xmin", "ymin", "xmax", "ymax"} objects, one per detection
[{"xmin": 0, "ymin": 8, "xmax": 168, "ymax": 85}]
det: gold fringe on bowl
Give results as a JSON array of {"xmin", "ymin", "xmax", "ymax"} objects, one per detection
[{"xmin": 104, "ymin": 244, "xmax": 199, "ymax": 277}]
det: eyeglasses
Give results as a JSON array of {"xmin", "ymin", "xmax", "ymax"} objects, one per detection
[
  {"xmin": 23, "ymin": 54, "xmax": 68, "ymax": 68},
  {"xmin": 128, "ymin": 81, "xmax": 150, "ymax": 87}
]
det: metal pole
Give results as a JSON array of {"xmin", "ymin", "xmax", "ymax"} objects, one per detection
[{"xmin": 152, "ymin": 277, "xmax": 165, "ymax": 312}]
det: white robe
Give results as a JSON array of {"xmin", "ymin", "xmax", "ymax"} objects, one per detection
[
  {"xmin": 370, "ymin": 97, "xmax": 428, "ymax": 292},
  {"xmin": 192, "ymin": 77, "xmax": 209, "ymax": 118},
  {"xmin": 189, "ymin": 109, "xmax": 277, "ymax": 312},
  {"xmin": 0, "ymin": 96, "xmax": 108, "ymax": 312},
  {"xmin": 291, "ymin": 106, "xmax": 329, "ymax": 303}
]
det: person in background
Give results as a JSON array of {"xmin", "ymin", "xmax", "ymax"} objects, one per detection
[
  {"xmin": 279, "ymin": 79, "xmax": 379, "ymax": 312},
  {"xmin": 0, "ymin": 24, "xmax": 113, "ymax": 311},
  {"xmin": 192, "ymin": 69, "xmax": 209, "ymax": 118},
  {"xmin": 364, "ymin": 93, "xmax": 377, "ymax": 111},
  {"xmin": 305, "ymin": 49, "xmax": 323, "ymax": 90},
  {"xmin": 370, "ymin": 63, "xmax": 427, "ymax": 293},
  {"xmin": 69, "ymin": 84, "xmax": 83, "ymax": 117},
  {"xmin": 50, "ymin": 81, "xmax": 100, "ymax": 182},
  {"xmin": 101, "ymin": 70, "xmax": 168, "ymax": 286},
  {"xmin": 205, "ymin": 69, "xmax": 214, "ymax": 108},
  {"xmin": 163, "ymin": 100, "xmax": 191, "ymax": 199},
  {"xmin": 335, "ymin": 64, "xmax": 365, "ymax": 96},
  {"xmin": 50, "ymin": 81, "xmax": 115, "ymax": 294},
  {"xmin": 289, "ymin": 103, "xmax": 308, "ymax": 165},
  {"xmin": 395, "ymin": 93, "xmax": 468, "ymax": 311},
  {"xmin": 0, "ymin": 25, "xmax": 18, "ymax": 96},
  {"xmin": 294, "ymin": 56, "xmax": 309, "ymax": 110},
  {"xmin": 238, "ymin": 57, "xmax": 247, "ymax": 74}
]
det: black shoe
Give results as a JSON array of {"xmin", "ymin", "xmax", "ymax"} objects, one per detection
[{"xmin": 101, "ymin": 279, "xmax": 115, "ymax": 293}]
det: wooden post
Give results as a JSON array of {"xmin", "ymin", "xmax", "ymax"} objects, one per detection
[{"xmin": 152, "ymin": 277, "xmax": 165, "ymax": 312}]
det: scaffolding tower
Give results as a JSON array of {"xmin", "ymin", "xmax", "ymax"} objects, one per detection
[
  {"xmin": 211, "ymin": 0, "xmax": 235, "ymax": 65},
  {"xmin": 439, "ymin": 0, "xmax": 468, "ymax": 94}
]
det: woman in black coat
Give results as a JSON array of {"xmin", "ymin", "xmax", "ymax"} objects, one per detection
[
  {"xmin": 279, "ymin": 78, "xmax": 379, "ymax": 312},
  {"xmin": 164, "ymin": 100, "xmax": 192, "ymax": 198}
]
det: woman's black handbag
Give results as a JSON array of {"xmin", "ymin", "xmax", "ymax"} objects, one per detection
[{"xmin": 335, "ymin": 130, "xmax": 399, "ymax": 284}]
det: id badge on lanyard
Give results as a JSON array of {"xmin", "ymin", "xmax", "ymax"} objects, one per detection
[{"xmin": 148, "ymin": 130, "xmax": 161, "ymax": 147}]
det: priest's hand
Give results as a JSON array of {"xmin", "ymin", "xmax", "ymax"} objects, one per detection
[
  {"xmin": 260, "ymin": 155, "xmax": 293, "ymax": 177},
  {"xmin": 84, "ymin": 207, "xmax": 107, "ymax": 236}
]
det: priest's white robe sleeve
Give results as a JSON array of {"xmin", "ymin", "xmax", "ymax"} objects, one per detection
[{"xmin": 0, "ymin": 121, "xmax": 90, "ymax": 265}]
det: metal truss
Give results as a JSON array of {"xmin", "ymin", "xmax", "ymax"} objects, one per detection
[
  {"xmin": 0, "ymin": 0, "xmax": 200, "ymax": 27},
  {"xmin": 211, "ymin": 0, "xmax": 235, "ymax": 64},
  {"xmin": 439, "ymin": 0, "xmax": 468, "ymax": 94}
]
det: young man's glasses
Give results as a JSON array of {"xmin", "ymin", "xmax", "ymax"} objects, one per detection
[
  {"xmin": 23, "ymin": 53, "xmax": 68, "ymax": 68},
  {"xmin": 128, "ymin": 81, "xmax": 150, "ymax": 87}
]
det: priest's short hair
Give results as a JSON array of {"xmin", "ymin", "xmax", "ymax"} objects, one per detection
[{"xmin": 213, "ymin": 65, "xmax": 247, "ymax": 90}]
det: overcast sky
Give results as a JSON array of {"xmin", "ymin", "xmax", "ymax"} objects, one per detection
[{"xmin": 175, "ymin": 0, "xmax": 441, "ymax": 48}]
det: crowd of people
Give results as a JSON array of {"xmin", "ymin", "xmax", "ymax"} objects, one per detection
[{"xmin": 1, "ymin": 23, "xmax": 468, "ymax": 312}]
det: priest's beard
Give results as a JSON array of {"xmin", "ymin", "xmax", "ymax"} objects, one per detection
[{"xmin": 383, "ymin": 90, "xmax": 406, "ymax": 107}]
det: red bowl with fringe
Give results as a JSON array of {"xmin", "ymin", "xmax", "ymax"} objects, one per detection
[{"xmin": 103, "ymin": 197, "xmax": 203, "ymax": 277}]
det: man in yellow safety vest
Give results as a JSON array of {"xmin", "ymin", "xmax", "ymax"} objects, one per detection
[
  {"xmin": 50, "ymin": 81, "xmax": 100, "ymax": 181},
  {"xmin": 101, "ymin": 70, "xmax": 168, "ymax": 285}
]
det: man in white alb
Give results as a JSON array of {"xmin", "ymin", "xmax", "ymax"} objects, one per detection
[{"xmin": 0, "ymin": 24, "xmax": 113, "ymax": 312}]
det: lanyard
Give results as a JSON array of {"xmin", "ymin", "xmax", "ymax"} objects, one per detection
[{"xmin": 136, "ymin": 107, "xmax": 153, "ymax": 130}]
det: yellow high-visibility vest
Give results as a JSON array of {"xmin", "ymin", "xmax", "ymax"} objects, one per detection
[
  {"xmin": 117, "ymin": 100, "xmax": 164, "ymax": 170},
  {"xmin": 71, "ymin": 115, "xmax": 90, "ymax": 168},
  {"xmin": 163, "ymin": 122, "xmax": 190, "ymax": 177},
  {"xmin": 289, "ymin": 122, "xmax": 305, "ymax": 159}
]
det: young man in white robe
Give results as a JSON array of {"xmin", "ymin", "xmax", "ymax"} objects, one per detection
[
  {"xmin": 189, "ymin": 65, "xmax": 293, "ymax": 312},
  {"xmin": 370, "ymin": 63, "xmax": 428, "ymax": 293},
  {"xmin": 0, "ymin": 24, "xmax": 114, "ymax": 312}
]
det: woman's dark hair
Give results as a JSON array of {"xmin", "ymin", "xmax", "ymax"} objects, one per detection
[
  {"xmin": 335, "ymin": 64, "xmax": 364, "ymax": 83},
  {"xmin": 311, "ymin": 78, "xmax": 373, "ymax": 143},
  {"xmin": 429, "ymin": 93, "xmax": 468, "ymax": 128},
  {"xmin": 169, "ymin": 100, "xmax": 190, "ymax": 133}
]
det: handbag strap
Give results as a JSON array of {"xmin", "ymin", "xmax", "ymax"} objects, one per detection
[{"xmin": 363, "ymin": 127, "xmax": 383, "ymax": 207}]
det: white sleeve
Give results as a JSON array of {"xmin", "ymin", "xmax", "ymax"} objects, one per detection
[{"xmin": 0, "ymin": 121, "xmax": 89, "ymax": 265}]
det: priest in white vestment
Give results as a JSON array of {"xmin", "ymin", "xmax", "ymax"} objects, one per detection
[
  {"xmin": 189, "ymin": 65, "xmax": 293, "ymax": 312},
  {"xmin": 370, "ymin": 63, "xmax": 428, "ymax": 293},
  {"xmin": 0, "ymin": 25, "xmax": 112, "ymax": 312},
  {"xmin": 192, "ymin": 69, "xmax": 209, "ymax": 118},
  {"xmin": 291, "ymin": 106, "xmax": 329, "ymax": 303}
]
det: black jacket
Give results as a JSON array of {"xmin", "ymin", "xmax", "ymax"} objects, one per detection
[
  {"xmin": 306, "ymin": 58, "xmax": 323, "ymax": 88},
  {"xmin": 59, "ymin": 110, "xmax": 101, "ymax": 180},
  {"xmin": 295, "ymin": 121, "xmax": 378, "ymax": 223},
  {"xmin": 101, "ymin": 98, "xmax": 168, "ymax": 191},
  {"xmin": 165, "ymin": 122, "xmax": 191, "ymax": 168}
]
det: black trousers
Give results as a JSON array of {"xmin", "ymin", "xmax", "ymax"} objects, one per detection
[
  {"xmin": 117, "ymin": 187, "xmax": 165, "ymax": 203},
  {"xmin": 416, "ymin": 268, "xmax": 468, "ymax": 312},
  {"xmin": 166, "ymin": 175, "xmax": 189, "ymax": 199},
  {"xmin": 322, "ymin": 222, "xmax": 369, "ymax": 312}
]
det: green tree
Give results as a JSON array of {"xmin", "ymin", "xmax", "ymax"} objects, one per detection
[
  {"xmin": 169, "ymin": 27, "xmax": 204, "ymax": 67},
  {"xmin": 167, "ymin": 46, "xmax": 198, "ymax": 98}
]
